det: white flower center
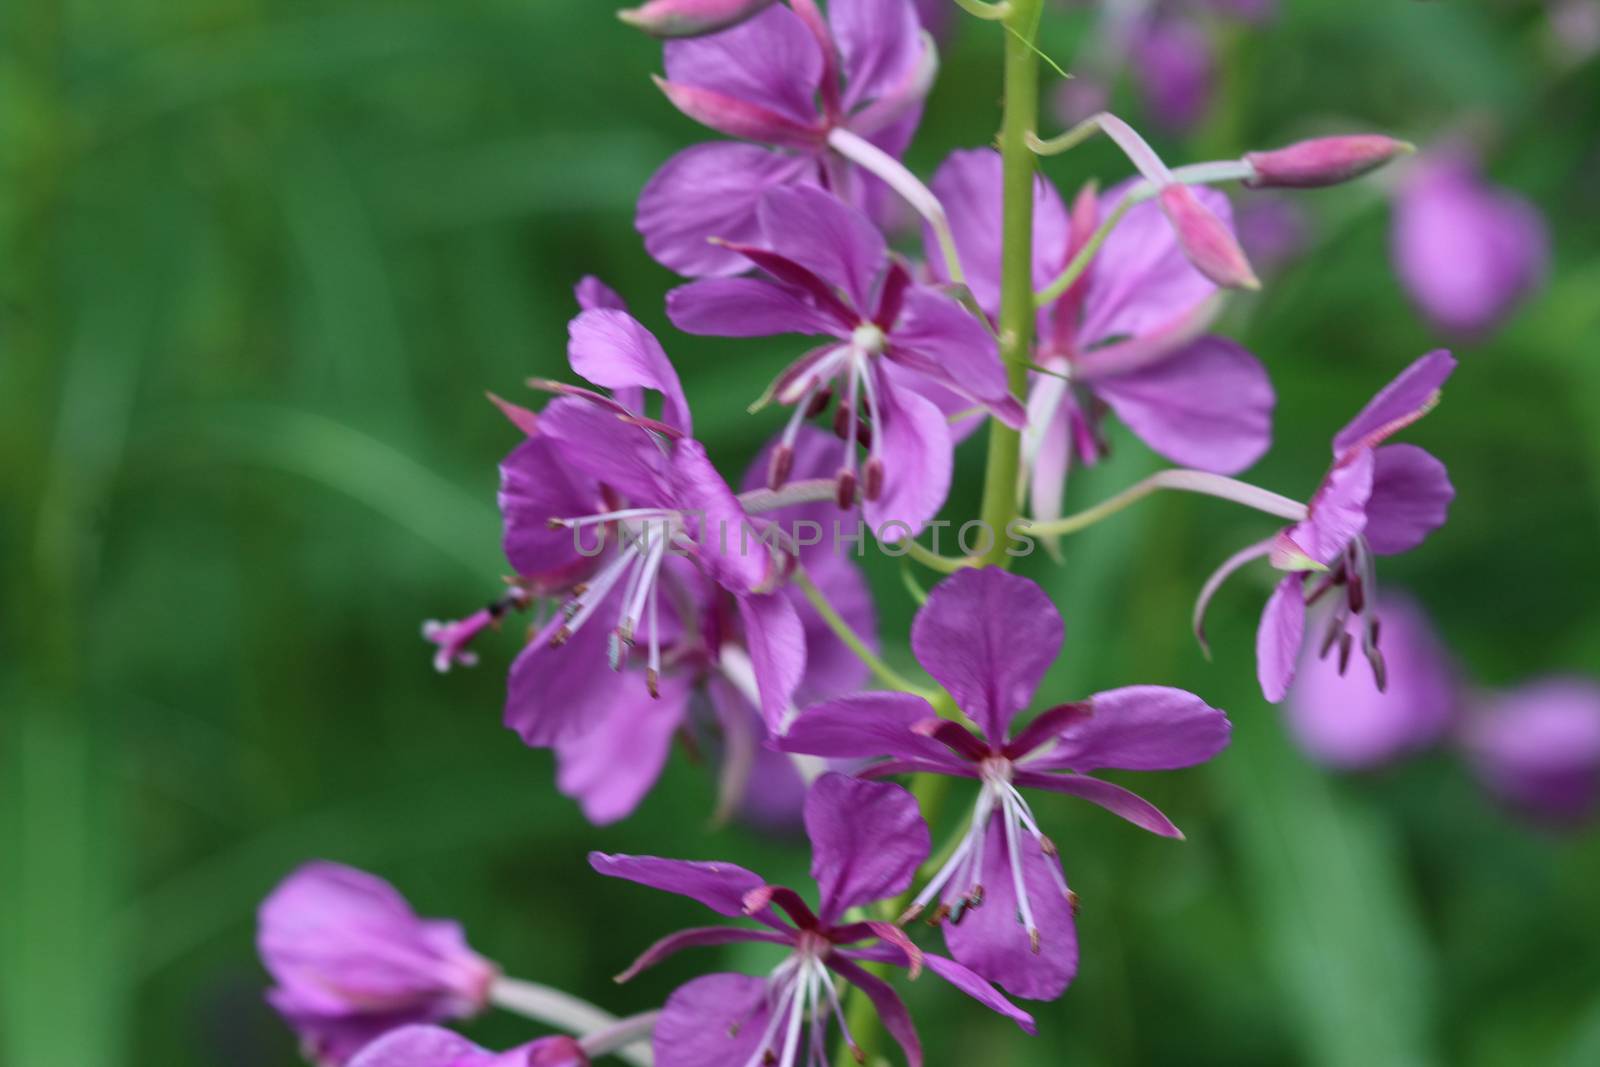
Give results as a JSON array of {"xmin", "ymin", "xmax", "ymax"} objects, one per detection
[{"xmin": 850, "ymin": 322, "xmax": 887, "ymax": 355}]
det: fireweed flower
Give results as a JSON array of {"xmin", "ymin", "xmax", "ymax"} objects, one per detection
[
  {"xmin": 543, "ymin": 426, "xmax": 875, "ymax": 826},
  {"xmin": 1286, "ymin": 592, "xmax": 1458, "ymax": 770},
  {"xmin": 1195, "ymin": 350, "xmax": 1458, "ymax": 703},
  {"xmin": 258, "ymin": 863, "xmax": 498, "ymax": 1066},
  {"xmin": 780, "ymin": 568, "xmax": 1231, "ymax": 999},
  {"xmin": 1391, "ymin": 149, "xmax": 1549, "ymax": 338},
  {"xmin": 1463, "ymin": 679, "xmax": 1600, "ymax": 826},
  {"xmin": 593, "ymin": 773, "xmax": 1035, "ymax": 1067},
  {"xmin": 348, "ymin": 1026, "xmax": 588, "ymax": 1067},
  {"xmin": 501, "ymin": 306, "xmax": 808, "ymax": 746},
  {"xmin": 669, "ymin": 184, "xmax": 1025, "ymax": 538},
  {"xmin": 638, "ymin": 0, "xmax": 934, "ymax": 276},
  {"xmin": 928, "ymin": 149, "xmax": 1272, "ymax": 531}
]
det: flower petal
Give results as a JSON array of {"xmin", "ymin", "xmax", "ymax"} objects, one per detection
[
  {"xmin": 554, "ymin": 672, "xmax": 695, "ymax": 825},
  {"xmin": 1362, "ymin": 444, "xmax": 1453, "ymax": 556},
  {"xmin": 671, "ymin": 439, "xmax": 772, "ymax": 593},
  {"xmin": 1091, "ymin": 335, "xmax": 1273, "ymax": 474},
  {"xmin": 537, "ymin": 398, "xmax": 673, "ymax": 504},
  {"xmin": 666, "ymin": 277, "xmax": 837, "ymax": 337},
  {"xmin": 506, "ymin": 614, "xmax": 630, "ymax": 746},
  {"xmin": 941, "ymin": 811, "xmax": 1078, "ymax": 1000},
  {"xmin": 575, "ymin": 275, "xmax": 627, "ymax": 312},
  {"xmin": 1013, "ymin": 770, "xmax": 1183, "ymax": 837},
  {"xmin": 1332, "ymin": 349, "xmax": 1456, "ymax": 456},
  {"xmin": 777, "ymin": 691, "xmax": 956, "ymax": 765},
  {"xmin": 652, "ymin": 973, "xmax": 771, "ymax": 1067},
  {"xmin": 921, "ymin": 952, "xmax": 1037, "ymax": 1034},
  {"xmin": 347, "ymin": 1026, "xmax": 488, "ymax": 1067},
  {"xmin": 910, "ymin": 567, "xmax": 1062, "ymax": 743},
  {"xmin": 737, "ymin": 591, "xmax": 806, "ymax": 732},
  {"xmin": 1283, "ymin": 448, "xmax": 1375, "ymax": 568},
  {"xmin": 498, "ymin": 437, "xmax": 606, "ymax": 590},
  {"xmin": 663, "ymin": 5, "xmax": 823, "ymax": 124},
  {"xmin": 638, "ymin": 142, "xmax": 816, "ymax": 277},
  {"xmin": 756, "ymin": 185, "xmax": 886, "ymax": 311},
  {"xmin": 1023, "ymin": 686, "xmax": 1231, "ymax": 772},
  {"xmin": 615, "ymin": 926, "xmax": 793, "ymax": 983},
  {"xmin": 889, "ymin": 286, "xmax": 1025, "ymax": 427},
  {"xmin": 806, "ymin": 774, "xmax": 930, "ymax": 921},
  {"xmin": 831, "ymin": 0, "xmax": 924, "ymax": 111},
  {"xmin": 588, "ymin": 854, "xmax": 769, "ymax": 918},
  {"xmin": 1257, "ymin": 574, "xmax": 1307, "ymax": 703},
  {"xmin": 862, "ymin": 369, "xmax": 953, "ymax": 541},
  {"xmin": 568, "ymin": 309, "xmax": 693, "ymax": 434}
]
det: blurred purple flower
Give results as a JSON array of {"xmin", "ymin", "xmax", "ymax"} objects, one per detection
[
  {"xmin": 1195, "ymin": 350, "xmax": 1457, "ymax": 703},
  {"xmin": 928, "ymin": 149, "xmax": 1272, "ymax": 534},
  {"xmin": 668, "ymin": 184, "xmax": 1024, "ymax": 539},
  {"xmin": 259, "ymin": 863, "xmax": 497, "ymax": 1066},
  {"xmin": 1129, "ymin": 14, "xmax": 1214, "ymax": 133},
  {"xmin": 782, "ymin": 568, "xmax": 1230, "ymax": 999},
  {"xmin": 638, "ymin": 0, "xmax": 933, "ymax": 276},
  {"xmin": 1464, "ymin": 679, "xmax": 1600, "ymax": 826},
  {"xmin": 1286, "ymin": 592, "xmax": 1458, "ymax": 769},
  {"xmin": 348, "ymin": 1026, "xmax": 586, "ymax": 1067},
  {"xmin": 1391, "ymin": 150, "xmax": 1549, "ymax": 338},
  {"xmin": 593, "ymin": 773, "xmax": 1035, "ymax": 1067},
  {"xmin": 1234, "ymin": 194, "xmax": 1310, "ymax": 275}
]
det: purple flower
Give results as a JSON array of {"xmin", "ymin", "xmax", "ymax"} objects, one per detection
[
  {"xmin": 929, "ymin": 149, "xmax": 1272, "ymax": 532},
  {"xmin": 668, "ymin": 184, "xmax": 1025, "ymax": 539},
  {"xmin": 638, "ymin": 0, "xmax": 933, "ymax": 276},
  {"xmin": 1196, "ymin": 350, "xmax": 1458, "ymax": 703},
  {"xmin": 1286, "ymin": 592, "xmax": 1458, "ymax": 769},
  {"xmin": 593, "ymin": 773, "xmax": 1035, "ymax": 1066},
  {"xmin": 258, "ymin": 863, "xmax": 497, "ymax": 1066},
  {"xmin": 780, "ymin": 568, "xmax": 1231, "ymax": 999},
  {"xmin": 1391, "ymin": 149, "xmax": 1549, "ymax": 338},
  {"xmin": 348, "ymin": 1026, "xmax": 586, "ymax": 1067},
  {"xmin": 1464, "ymin": 678, "xmax": 1600, "ymax": 826},
  {"xmin": 501, "ymin": 306, "xmax": 801, "ymax": 748},
  {"xmin": 538, "ymin": 427, "xmax": 875, "ymax": 826}
]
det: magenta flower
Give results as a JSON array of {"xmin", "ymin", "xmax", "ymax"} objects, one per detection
[
  {"xmin": 929, "ymin": 149, "xmax": 1272, "ymax": 531},
  {"xmin": 1464, "ymin": 679, "xmax": 1600, "ymax": 826},
  {"xmin": 668, "ymin": 184, "xmax": 1025, "ymax": 539},
  {"xmin": 501, "ymin": 306, "xmax": 805, "ymax": 748},
  {"xmin": 1129, "ymin": 14, "xmax": 1214, "ymax": 133},
  {"xmin": 537, "ymin": 427, "xmax": 875, "ymax": 826},
  {"xmin": 258, "ymin": 863, "xmax": 498, "ymax": 1066},
  {"xmin": 1391, "ymin": 149, "xmax": 1548, "ymax": 338},
  {"xmin": 1196, "ymin": 350, "xmax": 1457, "ymax": 703},
  {"xmin": 1286, "ymin": 592, "xmax": 1458, "ymax": 769},
  {"xmin": 593, "ymin": 773, "xmax": 1034, "ymax": 1066},
  {"xmin": 638, "ymin": 0, "xmax": 933, "ymax": 276},
  {"xmin": 780, "ymin": 568, "xmax": 1231, "ymax": 999},
  {"xmin": 348, "ymin": 1026, "xmax": 586, "ymax": 1067}
]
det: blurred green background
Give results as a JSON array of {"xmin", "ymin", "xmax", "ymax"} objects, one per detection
[{"xmin": 5, "ymin": 1, "xmax": 1600, "ymax": 1065}]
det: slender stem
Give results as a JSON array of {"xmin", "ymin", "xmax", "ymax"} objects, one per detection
[
  {"xmin": 953, "ymin": 0, "xmax": 1013, "ymax": 18},
  {"xmin": 579, "ymin": 1011, "xmax": 661, "ymax": 1062},
  {"xmin": 1034, "ymin": 197, "xmax": 1130, "ymax": 308},
  {"xmin": 827, "ymin": 126, "xmax": 966, "ymax": 287},
  {"xmin": 1022, "ymin": 468, "xmax": 1307, "ymax": 539},
  {"xmin": 901, "ymin": 537, "xmax": 970, "ymax": 574},
  {"xmin": 792, "ymin": 567, "xmax": 933, "ymax": 700},
  {"xmin": 975, "ymin": 0, "xmax": 1043, "ymax": 569},
  {"xmin": 489, "ymin": 977, "xmax": 653, "ymax": 1067}
]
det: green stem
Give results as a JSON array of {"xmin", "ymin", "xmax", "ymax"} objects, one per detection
[
  {"xmin": 1034, "ymin": 197, "xmax": 1130, "ymax": 308},
  {"xmin": 974, "ymin": 0, "xmax": 1043, "ymax": 569},
  {"xmin": 792, "ymin": 568, "xmax": 933, "ymax": 700},
  {"xmin": 953, "ymin": 0, "xmax": 1013, "ymax": 19},
  {"xmin": 1023, "ymin": 468, "xmax": 1307, "ymax": 539}
]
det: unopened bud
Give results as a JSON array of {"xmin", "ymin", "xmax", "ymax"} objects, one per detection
[
  {"xmin": 617, "ymin": 0, "xmax": 776, "ymax": 38},
  {"xmin": 1244, "ymin": 135, "xmax": 1414, "ymax": 189},
  {"xmin": 1159, "ymin": 184, "xmax": 1261, "ymax": 290}
]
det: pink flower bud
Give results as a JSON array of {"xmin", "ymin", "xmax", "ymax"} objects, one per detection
[
  {"xmin": 1157, "ymin": 183, "xmax": 1260, "ymax": 290},
  {"xmin": 617, "ymin": 0, "xmax": 777, "ymax": 38},
  {"xmin": 1244, "ymin": 134, "xmax": 1414, "ymax": 188}
]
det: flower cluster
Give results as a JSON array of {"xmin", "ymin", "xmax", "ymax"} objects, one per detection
[{"xmin": 254, "ymin": 1, "xmax": 1519, "ymax": 1065}]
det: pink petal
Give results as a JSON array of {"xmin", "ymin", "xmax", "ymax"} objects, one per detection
[
  {"xmin": 805, "ymin": 774, "xmax": 930, "ymax": 920},
  {"xmin": 756, "ymin": 185, "xmax": 886, "ymax": 311},
  {"xmin": 830, "ymin": 0, "xmax": 925, "ymax": 111},
  {"xmin": 1013, "ymin": 770, "xmax": 1183, "ymax": 837},
  {"xmin": 861, "ymin": 369, "xmax": 953, "ymax": 542},
  {"xmin": 662, "ymin": 5, "xmax": 823, "ymax": 126},
  {"xmin": 1257, "ymin": 574, "xmax": 1307, "ymax": 703},
  {"xmin": 920, "ymin": 953, "xmax": 1037, "ymax": 1033},
  {"xmin": 777, "ymin": 691, "xmax": 956, "ymax": 765},
  {"xmin": 588, "ymin": 854, "xmax": 770, "ymax": 918},
  {"xmin": 498, "ymin": 436, "xmax": 606, "ymax": 590},
  {"xmin": 1331, "ymin": 349, "xmax": 1456, "ymax": 456},
  {"xmin": 666, "ymin": 277, "xmax": 837, "ymax": 337},
  {"xmin": 652, "ymin": 973, "xmax": 771, "ymax": 1067},
  {"xmin": 1024, "ymin": 685, "xmax": 1231, "ymax": 772},
  {"xmin": 568, "ymin": 309, "xmax": 692, "ymax": 435},
  {"xmin": 910, "ymin": 567, "xmax": 1062, "ymax": 743},
  {"xmin": 554, "ymin": 673, "xmax": 694, "ymax": 825},
  {"xmin": 737, "ymin": 591, "xmax": 806, "ymax": 732},
  {"xmin": 1362, "ymin": 444, "xmax": 1453, "ymax": 556}
]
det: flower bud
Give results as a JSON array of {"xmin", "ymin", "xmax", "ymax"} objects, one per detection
[
  {"xmin": 617, "ymin": 0, "xmax": 776, "ymax": 38},
  {"xmin": 1157, "ymin": 183, "xmax": 1260, "ymax": 290},
  {"xmin": 259, "ymin": 863, "xmax": 497, "ymax": 1065},
  {"xmin": 1244, "ymin": 134, "xmax": 1414, "ymax": 189}
]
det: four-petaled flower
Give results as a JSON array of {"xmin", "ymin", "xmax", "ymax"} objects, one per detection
[
  {"xmin": 348, "ymin": 1026, "xmax": 587, "ymax": 1067},
  {"xmin": 780, "ymin": 568, "xmax": 1231, "ymax": 999},
  {"xmin": 639, "ymin": 0, "xmax": 933, "ymax": 276},
  {"xmin": 669, "ymin": 183, "xmax": 1025, "ymax": 539},
  {"xmin": 592, "ymin": 773, "xmax": 1035, "ymax": 1067},
  {"xmin": 1194, "ymin": 350, "xmax": 1457, "ymax": 702}
]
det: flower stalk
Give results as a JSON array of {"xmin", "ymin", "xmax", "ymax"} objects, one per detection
[{"xmin": 489, "ymin": 977, "xmax": 655, "ymax": 1066}]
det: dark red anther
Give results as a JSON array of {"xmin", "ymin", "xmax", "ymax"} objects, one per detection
[
  {"xmin": 1337, "ymin": 631, "xmax": 1354, "ymax": 674},
  {"xmin": 862, "ymin": 457, "xmax": 884, "ymax": 501},
  {"xmin": 1347, "ymin": 573, "xmax": 1366, "ymax": 615},
  {"xmin": 806, "ymin": 386, "xmax": 833, "ymax": 418},
  {"xmin": 767, "ymin": 443, "xmax": 795, "ymax": 491},
  {"xmin": 835, "ymin": 471, "xmax": 857, "ymax": 509},
  {"xmin": 832, "ymin": 403, "xmax": 853, "ymax": 440}
]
